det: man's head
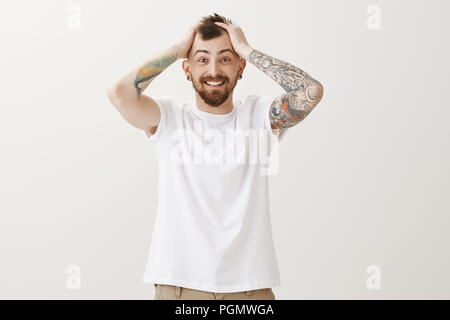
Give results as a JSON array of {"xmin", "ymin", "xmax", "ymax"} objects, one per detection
[{"xmin": 182, "ymin": 13, "xmax": 246, "ymax": 107}]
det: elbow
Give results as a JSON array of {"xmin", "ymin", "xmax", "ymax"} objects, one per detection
[
  {"xmin": 107, "ymin": 83, "xmax": 118, "ymax": 100},
  {"xmin": 308, "ymin": 82, "xmax": 324, "ymax": 105},
  {"xmin": 107, "ymin": 85, "xmax": 118, "ymax": 107},
  {"xmin": 313, "ymin": 82, "xmax": 324, "ymax": 101},
  {"xmin": 107, "ymin": 82, "xmax": 127, "ymax": 107}
]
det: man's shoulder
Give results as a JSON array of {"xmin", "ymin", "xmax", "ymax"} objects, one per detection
[
  {"xmin": 240, "ymin": 94, "xmax": 276, "ymax": 110},
  {"xmin": 153, "ymin": 94, "xmax": 185, "ymax": 110},
  {"xmin": 243, "ymin": 94, "xmax": 275, "ymax": 103},
  {"xmin": 155, "ymin": 94, "xmax": 182, "ymax": 103}
]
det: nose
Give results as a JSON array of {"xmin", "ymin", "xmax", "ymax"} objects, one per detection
[{"xmin": 208, "ymin": 60, "xmax": 222, "ymax": 80}]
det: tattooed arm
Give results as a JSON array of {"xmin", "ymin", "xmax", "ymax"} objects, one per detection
[
  {"xmin": 134, "ymin": 49, "xmax": 179, "ymax": 96},
  {"xmin": 246, "ymin": 48, "xmax": 323, "ymax": 135},
  {"xmin": 107, "ymin": 22, "xmax": 199, "ymax": 133},
  {"xmin": 106, "ymin": 45, "xmax": 179, "ymax": 133}
]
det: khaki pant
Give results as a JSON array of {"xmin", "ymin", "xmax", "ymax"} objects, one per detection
[{"xmin": 154, "ymin": 284, "xmax": 276, "ymax": 300}]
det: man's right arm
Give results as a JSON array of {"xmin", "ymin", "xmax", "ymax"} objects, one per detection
[{"xmin": 106, "ymin": 44, "xmax": 180, "ymax": 133}]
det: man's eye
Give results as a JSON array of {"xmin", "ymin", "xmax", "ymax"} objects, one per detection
[{"xmin": 198, "ymin": 57, "xmax": 230, "ymax": 63}]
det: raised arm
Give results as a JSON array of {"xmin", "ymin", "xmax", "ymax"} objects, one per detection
[
  {"xmin": 106, "ymin": 45, "xmax": 179, "ymax": 133},
  {"xmin": 247, "ymin": 49, "xmax": 323, "ymax": 131},
  {"xmin": 214, "ymin": 21, "xmax": 324, "ymax": 135},
  {"xmin": 106, "ymin": 22, "xmax": 201, "ymax": 133}
]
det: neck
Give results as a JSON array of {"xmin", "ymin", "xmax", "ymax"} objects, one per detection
[{"xmin": 194, "ymin": 91, "xmax": 234, "ymax": 115}]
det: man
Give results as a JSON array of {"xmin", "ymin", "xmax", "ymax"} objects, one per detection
[{"xmin": 107, "ymin": 13, "xmax": 323, "ymax": 300}]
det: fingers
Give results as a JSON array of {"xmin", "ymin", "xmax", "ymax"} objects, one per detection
[
  {"xmin": 214, "ymin": 21, "xmax": 228, "ymax": 28},
  {"xmin": 192, "ymin": 21, "xmax": 202, "ymax": 30},
  {"xmin": 214, "ymin": 21, "xmax": 238, "ymax": 29}
]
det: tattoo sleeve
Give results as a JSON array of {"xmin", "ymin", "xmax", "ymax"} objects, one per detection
[
  {"xmin": 248, "ymin": 49, "xmax": 323, "ymax": 130},
  {"xmin": 134, "ymin": 51, "xmax": 178, "ymax": 96}
]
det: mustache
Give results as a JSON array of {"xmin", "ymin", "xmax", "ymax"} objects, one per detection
[{"xmin": 202, "ymin": 78, "xmax": 227, "ymax": 82}]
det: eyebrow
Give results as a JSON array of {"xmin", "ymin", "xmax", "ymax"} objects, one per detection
[{"xmin": 193, "ymin": 49, "xmax": 234, "ymax": 57}]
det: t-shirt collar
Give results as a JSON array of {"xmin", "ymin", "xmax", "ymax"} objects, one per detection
[{"xmin": 192, "ymin": 94, "xmax": 240, "ymax": 120}]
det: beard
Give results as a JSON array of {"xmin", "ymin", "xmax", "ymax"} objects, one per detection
[{"xmin": 191, "ymin": 74, "xmax": 239, "ymax": 107}]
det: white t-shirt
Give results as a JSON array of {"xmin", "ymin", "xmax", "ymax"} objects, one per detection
[{"xmin": 141, "ymin": 94, "xmax": 289, "ymax": 293}]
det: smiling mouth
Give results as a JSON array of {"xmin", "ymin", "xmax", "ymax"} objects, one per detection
[{"xmin": 204, "ymin": 80, "xmax": 226, "ymax": 88}]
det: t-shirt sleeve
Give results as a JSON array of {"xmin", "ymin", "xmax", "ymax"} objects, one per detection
[
  {"xmin": 143, "ymin": 95, "xmax": 178, "ymax": 143},
  {"xmin": 255, "ymin": 95, "xmax": 290, "ymax": 142}
]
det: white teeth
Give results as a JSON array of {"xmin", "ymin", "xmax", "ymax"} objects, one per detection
[{"xmin": 206, "ymin": 81, "xmax": 225, "ymax": 86}]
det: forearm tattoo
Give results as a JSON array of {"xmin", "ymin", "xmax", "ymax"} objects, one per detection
[
  {"xmin": 134, "ymin": 53, "xmax": 178, "ymax": 96},
  {"xmin": 248, "ymin": 49, "xmax": 323, "ymax": 129}
]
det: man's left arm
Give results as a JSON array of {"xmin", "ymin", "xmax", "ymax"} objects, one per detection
[
  {"xmin": 242, "ymin": 47, "xmax": 324, "ymax": 133},
  {"xmin": 213, "ymin": 21, "xmax": 323, "ymax": 134}
]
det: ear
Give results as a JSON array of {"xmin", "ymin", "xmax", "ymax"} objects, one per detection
[
  {"xmin": 181, "ymin": 59, "xmax": 190, "ymax": 76},
  {"xmin": 239, "ymin": 57, "xmax": 246, "ymax": 74}
]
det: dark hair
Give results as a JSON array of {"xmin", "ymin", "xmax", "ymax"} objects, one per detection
[{"xmin": 187, "ymin": 13, "xmax": 234, "ymax": 59}]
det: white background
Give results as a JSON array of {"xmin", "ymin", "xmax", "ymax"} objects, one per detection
[{"xmin": 1, "ymin": 0, "xmax": 449, "ymax": 299}]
